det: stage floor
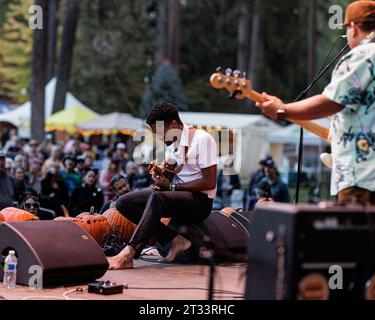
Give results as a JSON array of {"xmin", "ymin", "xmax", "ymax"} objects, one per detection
[{"xmin": 0, "ymin": 259, "xmax": 246, "ymax": 300}]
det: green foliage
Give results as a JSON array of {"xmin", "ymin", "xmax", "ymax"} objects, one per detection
[
  {"xmin": 0, "ymin": 0, "xmax": 32, "ymax": 103},
  {"xmin": 0, "ymin": 0, "xmax": 355, "ymax": 114},
  {"xmin": 140, "ymin": 62, "xmax": 188, "ymax": 118},
  {"xmin": 69, "ymin": 0, "xmax": 156, "ymax": 116}
]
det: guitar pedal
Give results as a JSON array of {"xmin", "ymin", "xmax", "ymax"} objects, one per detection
[{"xmin": 88, "ymin": 281, "xmax": 125, "ymax": 295}]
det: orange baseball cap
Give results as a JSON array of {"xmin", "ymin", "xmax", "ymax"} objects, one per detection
[{"xmin": 343, "ymin": 0, "xmax": 375, "ymax": 26}]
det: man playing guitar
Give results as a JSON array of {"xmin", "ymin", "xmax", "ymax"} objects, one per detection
[
  {"xmin": 108, "ymin": 103, "xmax": 217, "ymax": 269},
  {"xmin": 256, "ymin": 1, "xmax": 375, "ymax": 205}
]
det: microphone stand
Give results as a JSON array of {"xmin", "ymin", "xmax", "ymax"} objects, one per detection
[{"xmin": 294, "ymin": 42, "xmax": 349, "ymax": 204}]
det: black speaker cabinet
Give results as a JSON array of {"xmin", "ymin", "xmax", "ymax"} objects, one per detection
[
  {"xmin": 0, "ymin": 221, "xmax": 109, "ymax": 287},
  {"xmin": 245, "ymin": 203, "xmax": 375, "ymax": 300}
]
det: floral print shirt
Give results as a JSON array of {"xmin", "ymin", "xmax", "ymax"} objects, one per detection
[{"xmin": 322, "ymin": 32, "xmax": 375, "ymax": 195}]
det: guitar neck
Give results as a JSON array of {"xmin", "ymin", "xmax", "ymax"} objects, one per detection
[{"xmin": 245, "ymin": 90, "xmax": 330, "ymax": 142}]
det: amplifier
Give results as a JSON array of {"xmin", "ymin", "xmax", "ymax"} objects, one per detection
[{"xmin": 245, "ymin": 203, "xmax": 375, "ymax": 300}]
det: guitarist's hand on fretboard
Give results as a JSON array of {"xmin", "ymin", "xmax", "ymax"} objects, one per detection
[{"xmin": 255, "ymin": 92, "xmax": 284, "ymax": 120}]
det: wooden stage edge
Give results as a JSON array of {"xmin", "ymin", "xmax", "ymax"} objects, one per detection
[{"xmin": 0, "ymin": 259, "xmax": 247, "ymax": 300}]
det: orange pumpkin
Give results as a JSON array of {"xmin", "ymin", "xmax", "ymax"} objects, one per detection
[
  {"xmin": 0, "ymin": 212, "xmax": 4, "ymax": 223},
  {"xmin": 76, "ymin": 207, "xmax": 111, "ymax": 245},
  {"xmin": 54, "ymin": 205, "xmax": 79, "ymax": 223},
  {"xmin": 54, "ymin": 206, "xmax": 110, "ymax": 245},
  {"xmin": 1, "ymin": 207, "xmax": 39, "ymax": 222},
  {"xmin": 102, "ymin": 207, "xmax": 137, "ymax": 243}
]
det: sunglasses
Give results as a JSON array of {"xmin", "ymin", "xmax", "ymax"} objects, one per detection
[{"xmin": 24, "ymin": 202, "xmax": 40, "ymax": 210}]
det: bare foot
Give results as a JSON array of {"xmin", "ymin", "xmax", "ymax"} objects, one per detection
[
  {"xmin": 107, "ymin": 247, "xmax": 134, "ymax": 270},
  {"xmin": 160, "ymin": 235, "xmax": 192, "ymax": 263}
]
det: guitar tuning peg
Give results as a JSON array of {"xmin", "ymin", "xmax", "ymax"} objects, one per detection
[
  {"xmin": 233, "ymin": 70, "xmax": 242, "ymax": 78},
  {"xmin": 216, "ymin": 66, "xmax": 223, "ymax": 74},
  {"xmin": 225, "ymin": 68, "xmax": 233, "ymax": 76},
  {"xmin": 241, "ymin": 72, "xmax": 247, "ymax": 79}
]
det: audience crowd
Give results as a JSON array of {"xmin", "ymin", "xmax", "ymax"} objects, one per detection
[
  {"xmin": 0, "ymin": 129, "xmax": 152, "ymax": 217},
  {"xmin": 0, "ymin": 128, "xmax": 290, "ymax": 219}
]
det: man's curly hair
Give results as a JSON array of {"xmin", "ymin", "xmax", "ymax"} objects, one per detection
[{"xmin": 146, "ymin": 102, "xmax": 183, "ymax": 126}]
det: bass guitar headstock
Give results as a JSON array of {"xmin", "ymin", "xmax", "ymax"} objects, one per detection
[{"xmin": 210, "ymin": 67, "xmax": 253, "ymax": 100}]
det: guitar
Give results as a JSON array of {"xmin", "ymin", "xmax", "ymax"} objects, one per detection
[{"xmin": 210, "ymin": 68, "xmax": 331, "ymax": 142}]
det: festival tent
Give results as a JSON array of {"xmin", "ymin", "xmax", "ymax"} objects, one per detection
[
  {"xmin": 267, "ymin": 118, "xmax": 331, "ymax": 183},
  {"xmin": 0, "ymin": 78, "xmax": 96, "ymax": 137},
  {"xmin": 268, "ymin": 118, "xmax": 330, "ymax": 146},
  {"xmin": 46, "ymin": 105, "xmax": 98, "ymax": 133},
  {"xmin": 77, "ymin": 112, "xmax": 144, "ymax": 135},
  {"xmin": 178, "ymin": 112, "xmax": 282, "ymax": 181}
]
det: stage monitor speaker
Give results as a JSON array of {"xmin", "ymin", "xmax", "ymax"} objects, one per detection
[
  {"xmin": 245, "ymin": 203, "xmax": 375, "ymax": 300},
  {"xmin": 0, "ymin": 221, "xmax": 109, "ymax": 287},
  {"xmin": 158, "ymin": 209, "xmax": 252, "ymax": 263}
]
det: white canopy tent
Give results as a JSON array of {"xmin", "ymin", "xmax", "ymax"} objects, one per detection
[
  {"xmin": 267, "ymin": 118, "xmax": 331, "ymax": 184},
  {"xmin": 178, "ymin": 112, "xmax": 281, "ymax": 181},
  {"xmin": 78, "ymin": 112, "xmax": 144, "ymax": 132},
  {"xmin": 0, "ymin": 78, "xmax": 96, "ymax": 137}
]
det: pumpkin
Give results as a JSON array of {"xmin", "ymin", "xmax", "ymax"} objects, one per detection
[
  {"xmin": 102, "ymin": 207, "xmax": 137, "ymax": 243},
  {"xmin": 54, "ymin": 206, "xmax": 110, "ymax": 245},
  {"xmin": 0, "ymin": 212, "xmax": 4, "ymax": 223},
  {"xmin": 54, "ymin": 205, "xmax": 79, "ymax": 223},
  {"xmin": 1, "ymin": 207, "xmax": 39, "ymax": 222},
  {"xmin": 76, "ymin": 207, "xmax": 111, "ymax": 245}
]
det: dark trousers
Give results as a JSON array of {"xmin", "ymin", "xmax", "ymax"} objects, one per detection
[{"xmin": 116, "ymin": 189, "xmax": 213, "ymax": 258}]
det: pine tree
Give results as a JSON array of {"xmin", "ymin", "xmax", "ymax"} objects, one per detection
[
  {"xmin": 0, "ymin": 0, "xmax": 33, "ymax": 103},
  {"xmin": 69, "ymin": 0, "xmax": 157, "ymax": 116},
  {"xmin": 140, "ymin": 62, "xmax": 188, "ymax": 118}
]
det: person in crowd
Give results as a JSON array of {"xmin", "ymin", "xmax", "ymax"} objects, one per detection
[
  {"xmin": 0, "ymin": 151, "xmax": 15, "ymax": 210},
  {"xmin": 60, "ymin": 155, "xmax": 81, "ymax": 199},
  {"xmin": 14, "ymin": 154, "xmax": 27, "ymax": 171},
  {"xmin": 1, "ymin": 128, "xmax": 17, "ymax": 148},
  {"xmin": 132, "ymin": 163, "xmax": 152, "ymax": 190},
  {"xmin": 256, "ymin": 159, "xmax": 291, "ymax": 203},
  {"xmin": 70, "ymin": 169, "xmax": 104, "ymax": 215},
  {"xmin": 4, "ymin": 135, "xmax": 22, "ymax": 159},
  {"xmin": 101, "ymin": 149, "xmax": 113, "ymax": 171},
  {"xmin": 100, "ymin": 174, "xmax": 131, "ymax": 213},
  {"xmin": 26, "ymin": 140, "xmax": 44, "ymax": 165},
  {"xmin": 20, "ymin": 195, "xmax": 40, "ymax": 217},
  {"xmin": 83, "ymin": 151, "xmax": 95, "ymax": 171},
  {"xmin": 13, "ymin": 167, "xmax": 38, "ymax": 204},
  {"xmin": 99, "ymin": 157, "xmax": 124, "ymax": 201},
  {"xmin": 41, "ymin": 164, "xmax": 69, "ymax": 217},
  {"xmin": 75, "ymin": 155, "xmax": 87, "ymax": 179},
  {"xmin": 217, "ymin": 158, "xmax": 240, "ymax": 208},
  {"xmin": 27, "ymin": 159, "xmax": 43, "ymax": 194},
  {"xmin": 41, "ymin": 145, "xmax": 62, "ymax": 177},
  {"xmin": 38, "ymin": 133, "xmax": 55, "ymax": 159},
  {"xmin": 125, "ymin": 161, "xmax": 138, "ymax": 189},
  {"xmin": 5, "ymin": 157, "xmax": 15, "ymax": 175},
  {"xmin": 64, "ymin": 133, "xmax": 82, "ymax": 155},
  {"xmin": 247, "ymin": 157, "xmax": 270, "ymax": 210},
  {"xmin": 114, "ymin": 142, "xmax": 129, "ymax": 172}
]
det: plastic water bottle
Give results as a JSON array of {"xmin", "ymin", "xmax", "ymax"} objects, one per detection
[{"xmin": 3, "ymin": 250, "xmax": 17, "ymax": 288}]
